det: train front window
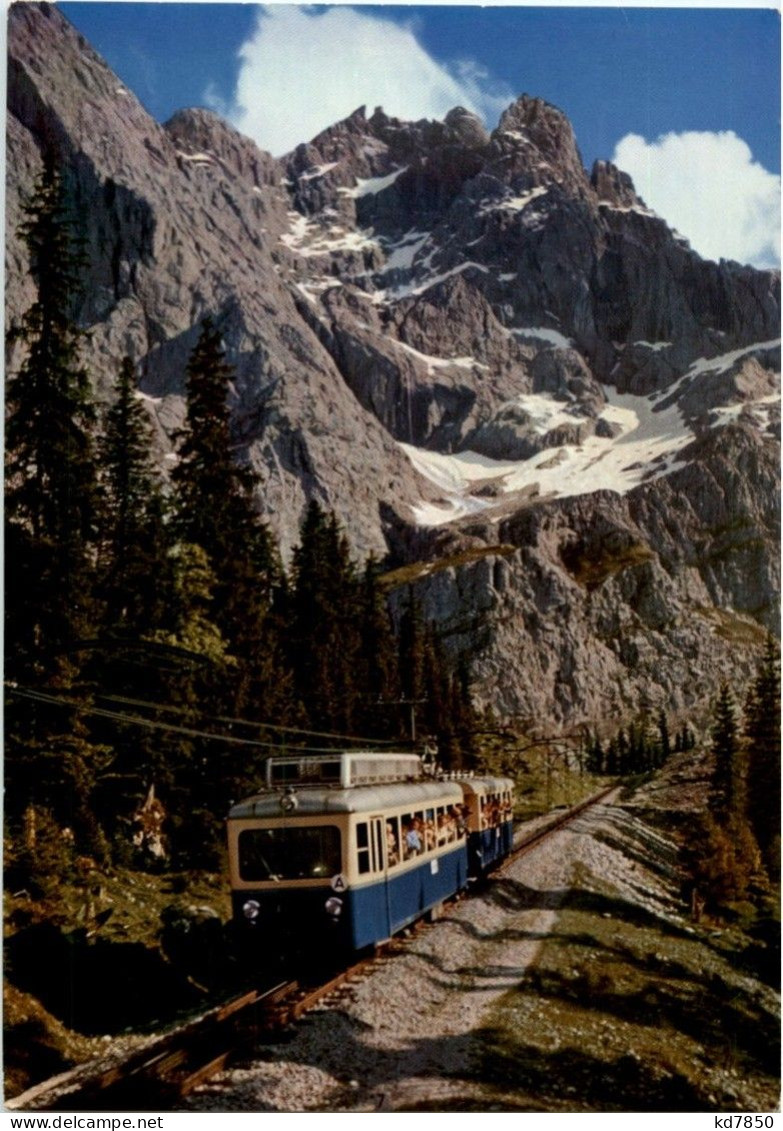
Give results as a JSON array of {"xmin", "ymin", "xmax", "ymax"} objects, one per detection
[{"xmin": 238, "ymin": 826, "xmax": 341, "ymax": 881}]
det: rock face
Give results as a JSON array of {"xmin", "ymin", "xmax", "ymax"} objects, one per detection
[{"xmin": 6, "ymin": 2, "xmax": 780, "ymax": 727}]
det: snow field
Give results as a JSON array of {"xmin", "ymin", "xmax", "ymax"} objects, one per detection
[{"xmin": 399, "ymin": 349, "xmax": 779, "ymax": 526}]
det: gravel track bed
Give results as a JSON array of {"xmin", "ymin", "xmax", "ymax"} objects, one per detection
[{"xmin": 187, "ymin": 793, "xmax": 682, "ymax": 1113}]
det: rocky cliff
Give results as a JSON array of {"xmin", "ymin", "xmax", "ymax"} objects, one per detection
[{"xmin": 6, "ymin": 2, "xmax": 780, "ymax": 727}]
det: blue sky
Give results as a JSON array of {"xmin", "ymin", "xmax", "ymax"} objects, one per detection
[{"xmin": 57, "ymin": 4, "xmax": 781, "ymax": 267}]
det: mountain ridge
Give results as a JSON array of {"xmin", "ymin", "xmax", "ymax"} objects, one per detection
[{"xmin": 6, "ymin": 1, "xmax": 780, "ymax": 726}]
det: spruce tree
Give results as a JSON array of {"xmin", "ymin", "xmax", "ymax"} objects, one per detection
[
  {"xmin": 657, "ymin": 710, "xmax": 672, "ymax": 768},
  {"xmin": 356, "ymin": 558, "xmax": 400, "ymax": 736},
  {"xmin": 172, "ymin": 318, "xmax": 278, "ymax": 655},
  {"xmin": 605, "ymin": 737, "xmax": 619, "ymax": 776},
  {"xmin": 745, "ymin": 638, "xmax": 781, "ymax": 876},
  {"xmin": 171, "ymin": 316, "xmax": 283, "ymax": 745},
  {"xmin": 5, "ymin": 153, "xmax": 105, "ymax": 855},
  {"xmin": 100, "ymin": 355, "xmax": 169, "ymax": 633},
  {"xmin": 398, "ymin": 591, "xmax": 425, "ymax": 706},
  {"xmin": 150, "ymin": 542, "xmax": 234, "ymax": 865},
  {"xmin": 448, "ymin": 655, "xmax": 479, "ymax": 769},
  {"xmin": 6, "ymin": 153, "xmax": 99, "ymax": 685},
  {"xmin": 421, "ymin": 626, "xmax": 448, "ymax": 733},
  {"xmin": 710, "ymin": 684, "xmax": 741, "ymax": 823},
  {"xmin": 289, "ymin": 502, "xmax": 361, "ymax": 732},
  {"xmin": 590, "ymin": 734, "xmax": 605, "ymax": 776}
]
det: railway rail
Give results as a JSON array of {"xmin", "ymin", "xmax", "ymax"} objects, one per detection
[{"xmin": 8, "ymin": 785, "xmax": 617, "ymax": 1113}]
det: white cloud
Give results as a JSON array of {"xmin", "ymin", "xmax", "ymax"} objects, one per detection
[
  {"xmin": 221, "ymin": 6, "xmax": 512, "ymax": 157},
  {"xmin": 613, "ymin": 130, "xmax": 781, "ymax": 270}
]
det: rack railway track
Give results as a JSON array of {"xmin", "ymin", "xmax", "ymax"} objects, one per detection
[{"xmin": 8, "ymin": 785, "xmax": 617, "ymax": 1113}]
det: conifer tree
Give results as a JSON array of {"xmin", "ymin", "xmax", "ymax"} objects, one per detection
[
  {"xmin": 84, "ymin": 356, "xmax": 173, "ymax": 849},
  {"xmin": 5, "ymin": 153, "xmax": 105, "ymax": 854},
  {"xmin": 172, "ymin": 318, "xmax": 278, "ymax": 654},
  {"xmin": 446, "ymin": 655, "xmax": 479, "ymax": 769},
  {"xmin": 629, "ymin": 719, "xmax": 638, "ymax": 773},
  {"xmin": 605, "ymin": 736, "xmax": 619, "ymax": 776},
  {"xmin": 289, "ymin": 502, "xmax": 361, "ymax": 732},
  {"xmin": 710, "ymin": 684, "xmax": 741, "ymax": 822},
  {"xmin": 171, "ymin": 317, "xmax": 283, "ymax": 742},
  {"xmin": 421, "ymin": 626, "xmax": 448, "ymax": 731},
  {"xmin": 149, "ymin": 542, "xmax": 235, "ymax": 865},
  {"xmin": 587, "ymin": 733, "xmax": 605, "ymax": 775},
  {"xmin": 100, "ymin": 356, "xmax": 169, "ymax": 633},
  {"xmin": 398, "ymin": 591, "xmax": 425, "ymax": 706},
  {"xmin": 6, "ymin": 153, "xmax": 100, "ymax": 685},
  {"xmin": 745, "ymin": 638, "xmax": 781, "ymax": 876},
  {"xmin": 356, "ymin": 558, "xmax": 400, "ymax": 735},
  {"xmin": 657, "ymin": 710, "xmax": 672, "ymax": 768}
]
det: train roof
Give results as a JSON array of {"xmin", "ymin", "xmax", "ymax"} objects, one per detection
[
  {"xmin": 265, "ymin": 751, "xmax": 423, "ymax": 790},
  {"xmin": 229, "ymin": 778, "xmax": 466, "ymax": 819}
]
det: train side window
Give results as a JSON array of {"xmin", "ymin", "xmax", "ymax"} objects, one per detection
[
  {"xmin": 423, "ymin": 809, "xmax": 436, "ymax": 852},
  {"xmin": 435, "ymin": 806, "xmax": 446, "ymax": 845},
  {"xmin": 356, "ymin": 821, "xmax": 371, "ymax": 875},
  {"xmin": 444, "ymin": 806, "xmax": 458, "ymax": 842},
  {"xmin": 386, "ymin": 817, "xmax": 401, "ymax": 867},
  {"xmin": 490, "ymin": 794, "xmax": 500, "ymax": 827},
  {"xmin": 402, "ymin": 812, "xmax": 423, "ymax": 858},
  {"xmin": 415, "ymin": 811, "xmax": 427, "ymax": 853}
]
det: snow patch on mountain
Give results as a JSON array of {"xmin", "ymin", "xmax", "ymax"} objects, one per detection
[
  {"xmin": 401, "ymin": 384, "xmax": 698, "ymax": 525},
  {"xmin": 341, "ymin": 166, "xmax": 408, "ymax": 199},
  {"xmin": 479, "ymin": 185, "xmax": 548, "ymax": 215},
  {"xmin": 511, "ymin": 394, "xmax": 585, "ymax": 435},
  {"xmin": 382, "ymin": 230, "xmax": 431, "ymax": 271},
  {"xmin": 299, "ymin": 162, "xmax": 340, "ymax": 181},
  {"xmin": 685, "ymin": 339, "xmax": 780, "ymax": 377},
  {"xmin": 511, "ymin": 326, "xmax": 573, "ymax": 350},
  {"xmin": 280, "ymin": 211, "xmax": 381, "ymax": 257},
  {"xmin": 373, "ymin": 260, "xmax": 490, "ymax": 303},
  {"xmin": 176, "ymin": 151, "xmax": 217, "ymax": 166},
  {"xmin": 711, "ymin": 392, "xmax": 780, "ymax": 428},
  {"xmin": 393, "ymin": 339, "xmax": 490, "ymax": 373}
]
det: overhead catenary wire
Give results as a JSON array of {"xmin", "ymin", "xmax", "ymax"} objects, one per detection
[
  {"xmin": 5, "ymin": 685, "xmax": 409, "ymax": 755},
  {"xmin": 91, "ymin": 690, "xmax": 405, "ymax": 746}
]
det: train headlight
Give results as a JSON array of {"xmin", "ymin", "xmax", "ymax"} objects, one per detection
[
  {"xmin": 324, "ymin": 896, "xmax": 343, "ymax": 919},
  {"xmin": 242, "ymin": 899, "xmax": 261, "ymax": 921},
  {"xmin": 280, "ymin": 789, "xmax": 298, "ymax": 813}
]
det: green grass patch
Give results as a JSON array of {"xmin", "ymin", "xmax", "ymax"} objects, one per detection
[
  {"xmin": 512, "ymin": 769, "xmax": 609, "ymax": 824},
  {"xmin": 379, "ymin": 544, "xmax": 517, "ymax": 591},
  {"xmin": 691, "ymin": 605, "xmax": 770, "ymax": 647},
  {"xmin": 560, "ymin": 539, "xmax": 654, "ymax": 591},
  {"xmin": 469, "ymin": 896, "xmax": 780, "ymax": 1111}
]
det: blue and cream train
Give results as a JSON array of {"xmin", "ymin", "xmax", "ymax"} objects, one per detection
[{"xmin": 227, "ymin": 752, "xmax": 514, "ymax": 957}]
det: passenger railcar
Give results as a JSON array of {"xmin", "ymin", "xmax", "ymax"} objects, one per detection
[
  {"xmin": 227, "ymin": 752, "xmax": 514, "ymax": 959},
  {"xmin": 460, "ymin": 776, "xmax": 515, "ymax": 874}
]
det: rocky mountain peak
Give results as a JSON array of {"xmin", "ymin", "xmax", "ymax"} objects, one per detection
[
  {"xmin": 590, "ymin": 159, "xmax": 644, "ymax": 210},
  {"xmin": 491, "ymin": 93, "xmax": 588, "ymax": 195},
  {"xmin": 164, "ymin": 108, "xmax": 280, "ymax": 187},
  {"xmin": 290, "ymin": 103, "xmax": 373, "ymax": 162},
  {"xmin": 443, "ymin": 106, "xmax": 491, "ymax": 149}
]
